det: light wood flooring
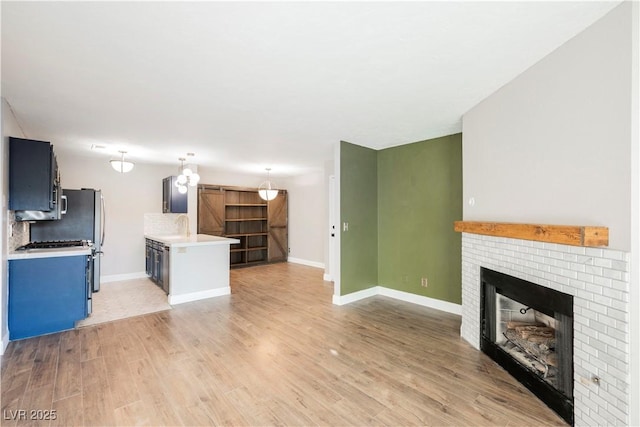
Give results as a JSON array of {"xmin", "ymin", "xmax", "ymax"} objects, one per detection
[{"xmin": 1, "ymin": 263, "xmax": 567, "ymax": 426}]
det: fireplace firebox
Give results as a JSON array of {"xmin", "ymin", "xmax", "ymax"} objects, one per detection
[{"xmin": 480, "ymin": 268, "xmax": 574, "ymax": 425}]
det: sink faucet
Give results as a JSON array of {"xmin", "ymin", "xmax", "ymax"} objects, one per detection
[{"xmin": 176, "ymin": 214, "xmax": 191, "ymax": 237}]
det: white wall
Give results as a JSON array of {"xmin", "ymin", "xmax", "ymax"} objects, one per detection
[
  {"xmin": 286, "ymin": 170, "xmax": 326, "ymax": 267},
  {"xmin": 629, "ymin": 2, "xmax": 640, "ymax": 424},
  {"xmin": 463, "ymin": 3, "xmax": 632, "ymax": 251},
  {"xmin": 1, "ymin": 98, "xmax": 26, "ymax": 354},
  {"xmin": 197, "ymin": 168, "xmax": 271, "ymax": 189}
]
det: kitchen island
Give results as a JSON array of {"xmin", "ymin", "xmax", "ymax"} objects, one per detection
[{"xmin": 144, "ymin": 234, "xmax": 239, "ymax": 305}]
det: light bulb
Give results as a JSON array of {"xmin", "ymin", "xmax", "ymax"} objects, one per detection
[
  {"xmin": 182, "ymin": 167, "xmax": 193, "ymax": 177},
  {"xmin": 188, "ymin": 173, "xmax": 200, "ymax": 186},
  {"xmin": 259, "ymin": 189, "xmax": 278, "ymax": 201},
  {"xmin": 177, "ymin": 184, "xmax": 188, "ymax": 194},
  {"xmin": 176, "ymin": 174, "xmax": 187, "ymax": 185}
]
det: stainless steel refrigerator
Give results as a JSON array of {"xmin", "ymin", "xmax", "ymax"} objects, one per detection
[{"xmin": 30, "ymin": 188, "xmax": 105, "ymax": 295}]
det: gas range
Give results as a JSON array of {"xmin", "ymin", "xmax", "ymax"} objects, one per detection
[{"xmin": 16, "ymin": 240, "xmax": 93, "ymax": 251}]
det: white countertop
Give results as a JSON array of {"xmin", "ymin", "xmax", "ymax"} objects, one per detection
[
  {"xmin": 8, "ymin": 247, "xmax": 93, "ymax": 260},
  {"xmin": 144, "ymin": 234, "xmax": 240, "ymax": 247}
]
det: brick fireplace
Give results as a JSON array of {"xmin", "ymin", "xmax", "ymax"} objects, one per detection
[{"xmin": 458, "ymin": 226, "xmax": 630, "ymax": 426}]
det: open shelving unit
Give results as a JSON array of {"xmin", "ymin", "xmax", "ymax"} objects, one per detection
[
  {"xmin": 198, "ymin": 185, "xmax": 288, "ymax": 268},
  {"xmin": 224, "ymin": 191, "xmax": 268, "ymax": 266}
]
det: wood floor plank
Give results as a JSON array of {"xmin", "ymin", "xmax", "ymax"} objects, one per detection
[
  {"xmin": 112, "ymin": 400, "xmax": 153, "ymax": 427},
  {"xmin": 1, "ymin": 370, "xmax": 32, "ymax": 427},
  {"xmin": 79, "ymin": 328, "xmax": 101, "ymax": 362},
  {"xmin": 0, "ymin": 262, "xmax": 568, "ymax": 426},
  {"xmin": 127, "ymin": 358, "xmax": 183, "ymax": 426},
  {"xmin": 81, "ymin": 357, "xmax": 115, "ymax": 426},
  {"xmin": 1, "ymin": 337, "xmax": 41, "ymax": 380},
  {"xmin": 26, "ymin": 334, "xmax": 60, "ymax": 392},
  {"xmin": 50, "ymin": 394, "xmax": 84, "ymax": 427},
  {"xmin": 15, "ymin": 383, "xmax": 54, "ymax": 427}
]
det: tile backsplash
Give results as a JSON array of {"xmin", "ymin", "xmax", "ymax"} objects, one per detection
[
  {"xmin": 144, "ymin": 213, "xmax": 184, "ymax": 235},
  {"xmin": 7, "ymin": 211, "xmax": 29, "ymax": 251}
]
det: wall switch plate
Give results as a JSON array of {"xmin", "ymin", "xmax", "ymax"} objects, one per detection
[{"xmin": 421, "ymin": 277, "xmax": 428, "ymax": 287}]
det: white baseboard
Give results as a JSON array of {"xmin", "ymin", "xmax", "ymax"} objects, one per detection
[
  {"xmin": 102, "ymin": 271, "xmax": 148, "ymax": 283},
  {"xmin": 332, "ymin": 285, "xmax": 462, "ymax": 316},
  {"xmin": 0, "ymin": 330, "xmax": 9, "ymax": 355},
  {"xmin": 332, "ymin": 286, "xmax": 379, "ymax": 305},
  {"xmin": 377, "ymin": 287, "xmax": 462, "ymax": 315},
  {"xmin": 323, "ymin": 273, "xmax": 333, "ymax": 282},
  {"xmin": 168, "ymin": 287, "xmax": 231, "ymax": 305},
  {"xmin": 287, "ymin": 258, "xmax": 325, "ymax": 269}
]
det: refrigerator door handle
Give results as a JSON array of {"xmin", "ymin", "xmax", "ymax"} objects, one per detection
[{"xmin": 100, "ymin": 193, "xmax": 106, "ymax": 246}]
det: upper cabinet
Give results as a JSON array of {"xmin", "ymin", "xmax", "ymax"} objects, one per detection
[
  {"xmin": 162, "ymin": 176, "xmax": 187, "ymax": 213},
  {"xmin": 9, "ymin": 137, "xmax": 63, "ymax": 221}
]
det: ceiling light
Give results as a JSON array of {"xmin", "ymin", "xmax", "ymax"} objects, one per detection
[
  {"xmin": 110, "ymin": 150, "xmax": 134, "ymax": 173},
  {"xmin": 258, "ymin": 168, "xmax": 278, "ymax": 201},
  {"xmin": 176, "ymin": 156, "xmax": 200, "ymax": 189}
]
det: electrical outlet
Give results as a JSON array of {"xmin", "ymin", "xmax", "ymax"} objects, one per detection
[{"xmin": 421, "ymin": 277, "xmax": 428, "ymax": 287}]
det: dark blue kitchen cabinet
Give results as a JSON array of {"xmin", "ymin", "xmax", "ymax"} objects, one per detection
[
  {"xmin": 9, "ymin": 137, "xmax": 62, "ymax": 219},
  {"xmin": 9, "ymin": 256, "xmax": 88, "ymax": 340},
  {"xmin": 145, "ymin": 238, "xmax": 169, "ymax": 294},
  {"xmin": 162, "ymin": 176, "xmax": 187, "ymax": 213}
]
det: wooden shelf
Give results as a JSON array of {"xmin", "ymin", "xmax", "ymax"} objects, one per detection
[
  {"xmin": 453, "ymin": 221, "xmax": 608, "ymax": 247},
  {"xmin": 226, "ymin": 232, "xmax": 268, "ymax": 237}
]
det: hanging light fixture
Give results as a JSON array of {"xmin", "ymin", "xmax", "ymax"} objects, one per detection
[
  {"xmin": 110, "ymin": 150, "xmax": 134, "ymax": 173},
  {"xmin": 175, "ymin": 156, "xmax": 200, "ymax": 194},
  {"xmin": 258, "ymin": 168, "xmax": 278, "ymax": 201}
]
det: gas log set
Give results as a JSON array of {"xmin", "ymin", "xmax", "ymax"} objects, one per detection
[{"xmin": 501, "ymin": 321, "xmax": 557, "ymax": 387}]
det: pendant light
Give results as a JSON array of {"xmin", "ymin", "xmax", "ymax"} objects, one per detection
[
  {"xmin": 258, "ymin": 168, "xmax": 278, "ymax": 201},
  {"xmin": 110, "ymin": 150, "xmax": 134, "ymax": 173},
  {"xmin": 175, "ymin": 156, "xmax": 200, "ymax": 194}
]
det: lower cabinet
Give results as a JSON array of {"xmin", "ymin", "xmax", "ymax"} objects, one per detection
[
  {"xmin": 145, "ymin": 239, "xmax": 169, "ymax": 294},
  {"xmin": 9, "ymin": 255, "xmax": 88, "ymax": 340}
]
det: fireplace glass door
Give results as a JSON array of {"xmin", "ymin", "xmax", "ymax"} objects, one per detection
[{"xmin": 480, "ymin": 268, "xmax": 573, "ymax": 425}]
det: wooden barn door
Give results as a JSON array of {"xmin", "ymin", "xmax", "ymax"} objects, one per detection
[
  {"xmin": 198, "ymin": 187, "xmax": 225, "ymax": 236},
  {"xmin": 268, "ymin": 191, "xmax": 288, "ymax": 262}
]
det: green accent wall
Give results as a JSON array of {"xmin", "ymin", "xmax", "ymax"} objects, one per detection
[
  {"xmin": 340, "ymin": 141, "xmax": 378, "ymax": 295},
  {"xmin": 378, "ymin": 134, "xmax": 462, "ymax": 304},
  {"xmin": 340, "ymin": 134, "xmax": 462, "ymax": 304}
]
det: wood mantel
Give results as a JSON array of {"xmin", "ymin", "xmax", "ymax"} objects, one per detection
[{"xmin": 454, "ymin": 221, "xmax": 609, "ymax": 247}]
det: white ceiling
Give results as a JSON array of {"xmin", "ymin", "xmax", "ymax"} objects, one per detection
[{"xmin": 1, "ymin": 1, "xmax": 621, "ymax": 177}]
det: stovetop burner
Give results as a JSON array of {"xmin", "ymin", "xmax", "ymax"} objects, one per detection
[{"xmin": 16, "ymin": 240, "xmax": 91, "ymax": 251}]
